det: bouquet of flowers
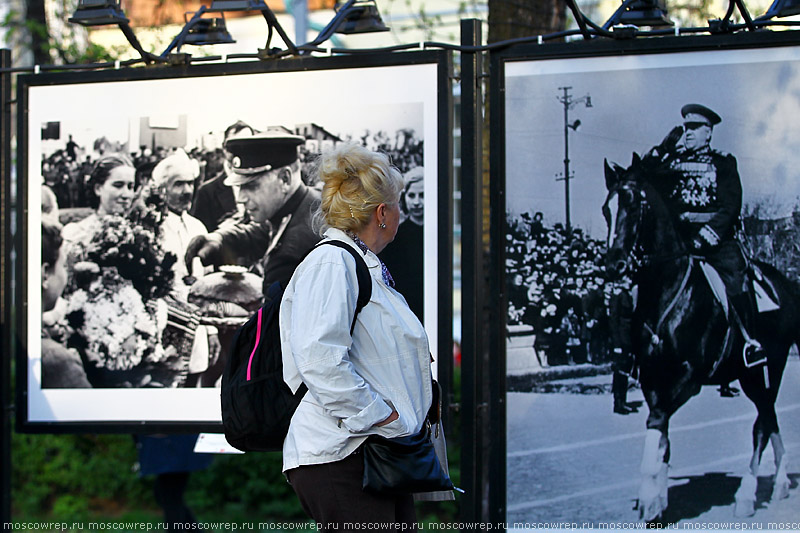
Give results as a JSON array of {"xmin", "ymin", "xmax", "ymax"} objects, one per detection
[
  {"xmin": 66, "ymin": 263, "xmax": 165, "ymax": 373},
  {"xmin": 82, "ymin": 211, "xmax": 175, "ymax": 301},
  {"xmin": 62, "ymin": 208, "xmax": 185, "ymax": 387}
]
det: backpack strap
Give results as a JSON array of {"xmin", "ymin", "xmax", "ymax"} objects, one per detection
[{"xmin": 315, "ymin": 240, "xmax": 372, "ymax": 334}]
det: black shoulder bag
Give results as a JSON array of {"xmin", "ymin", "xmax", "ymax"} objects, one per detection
[{"xmin": 361, "ymin": 379, "xmax": 454, "ymax": 495}]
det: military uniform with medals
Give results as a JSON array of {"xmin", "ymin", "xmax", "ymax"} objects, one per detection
[{"xmin": 668, "ymin": 143, "xmax": 747, "ymax": 295}]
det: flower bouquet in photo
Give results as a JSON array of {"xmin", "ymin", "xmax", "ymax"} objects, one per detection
[{"xmin": 62, "ymin": 211, "xmax": 191, "ymax": 388}]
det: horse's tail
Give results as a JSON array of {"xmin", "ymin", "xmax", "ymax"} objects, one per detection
[{"xmin": 753, "ymin": 259, "xmax": 800, "ymax": 348}]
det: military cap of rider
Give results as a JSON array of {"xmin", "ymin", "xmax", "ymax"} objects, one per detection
[
  {"xmin": 681, "ymin": 104, "xmax": 722, "ymax": 127},
  {"xmin": 223, "ymin": 130, "xmax": 305, "ymax": 186}
]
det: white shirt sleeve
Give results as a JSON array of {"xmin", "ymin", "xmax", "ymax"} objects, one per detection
[{"xmin": 283, "ymin": 252, "xmax": 392, "ymax": 433}]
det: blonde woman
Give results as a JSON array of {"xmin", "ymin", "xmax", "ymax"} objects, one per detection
[{"xmin": 280, "ymin": 143, "xmax": 434, "ymax": 531}]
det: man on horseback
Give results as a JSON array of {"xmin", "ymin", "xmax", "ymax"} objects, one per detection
[
  {"xmin": 604, "ymin": 105, "xmax": 796, "ymax": 522},
  {"xmin": 647, "ymin": 103, "xmax": 763, "ymax": 364}
]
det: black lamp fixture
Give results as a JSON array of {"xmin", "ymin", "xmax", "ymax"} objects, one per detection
[
  {"xmin": 209, "ymin": 0, "xmax": 299, "ymax": 56},
  {"xmin": 183, "ymin": 16, "xmax": 236, "ymax": 46},
  {"xmin": 207, "ymin": 0, "xmax": 272, "ymax": 11},
  {"xmin": 68, "ymin": 0, "xmax": 129, "ymax": 26},
  {"xmin": 69, "ymin": 0, "xmax": 156, "ymax": 63},
  {"xmin": 758, "ymin": 0, "xmax": 800, "ymax": 19},
  {"xmin": 160, "ymin": 0, "xmax": 298, "ymax": 58},
  {"xmin": 305, "ymin": 0, "xmax": 389, "ymax": 49},
  {"xmin": 334, "ymin": 0, "xmax": 390, "ymax": 34},
  {"xmin": 603, "ymin": 0, "xmax": 672, "ymax": 29}
]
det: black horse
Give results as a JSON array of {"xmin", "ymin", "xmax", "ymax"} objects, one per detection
[{"xmin": 603, "ymin": 154, "xmax": 797, "ymax": 520}]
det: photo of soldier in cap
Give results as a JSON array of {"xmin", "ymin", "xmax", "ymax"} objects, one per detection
[
  {"xmin": 182, "ymin": 130, "xmax": 322, "ymax": 386},
  {"xmin": 190, "ymin": 120, "xmax": 255, "ymax": 232},
  {"xmin": 184, "ymin": 130, "xmax": 322, "ymax": 295}
]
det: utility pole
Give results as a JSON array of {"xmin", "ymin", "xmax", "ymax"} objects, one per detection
[{"xmin": 556, "ymin": 86, "xmax": 591, "ymax": 234}]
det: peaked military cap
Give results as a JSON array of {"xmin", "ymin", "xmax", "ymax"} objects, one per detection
[
  {"xmin": 223, "ymin": 131, "xmax": 304, "ymax": 186},
  {"xmin": 681, "ymin": 104, "xmax": 722, "ymax": 127}
]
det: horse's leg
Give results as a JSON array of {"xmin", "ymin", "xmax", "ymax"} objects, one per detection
[
  {"xmin": 639, "ymin": 407, "xmax": 670, "ymax": 521},
  {"xmin": 770, "ymin": 432, "xmax": 790, "ymax": 501},
  {"xmin": 734, "ymin": 413, "xmax": 770, "ymax": 517},
  {"xmin": 736, "ymin": 357, "xmax": 786, "ymax": 515},
  {"xmin": 763, "ymin": 346, "xmax": 791, "ymax": 502}
]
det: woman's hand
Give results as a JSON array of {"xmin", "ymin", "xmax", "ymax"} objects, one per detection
[{"xmin": 374, "ymin": 410, "xmax": 399, "ymax": 427}]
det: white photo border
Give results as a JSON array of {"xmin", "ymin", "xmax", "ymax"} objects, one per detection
[{"xmin": 18, "ymin": 52, "xmax": 451, "ymax": 430}]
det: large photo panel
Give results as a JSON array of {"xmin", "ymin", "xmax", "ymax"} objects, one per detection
[
  {"xmin": 494, "ymin": 34, "xmax": 800, "ymax": 527},
  {"xmin": 19, "ymin": 51, "xmax": 451, "ymax": 430}
]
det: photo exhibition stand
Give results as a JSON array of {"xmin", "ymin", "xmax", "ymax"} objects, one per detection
[{"xmin": 6, "ymin": 13, "xmax": 800, "ymax": 528}]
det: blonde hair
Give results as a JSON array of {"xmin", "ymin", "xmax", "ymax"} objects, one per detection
[{"xmin": 313, "ymin": 143, "xmax": 404, "ymax": 235}]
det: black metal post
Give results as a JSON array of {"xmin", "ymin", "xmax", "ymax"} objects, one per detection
[
  {"xmin": 486, "ymin": 39, "xmax": 508, "ymax": 527},
  {"xmin": 460, "ymin": 18, "xmax": 487, "ymax": 525},
  {"xmin": 1, "ymin": 47, "xmax": 13, "ymax": 525},
  {"xmin": 437, "ymin": 52, "xmax": 455, "ymax": 454},
  {"xmin": 487, "ymin": 48, "xmax": 506, "ymax": 525}
]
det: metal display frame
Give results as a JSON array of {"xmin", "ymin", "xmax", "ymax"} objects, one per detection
[
  {"xmin": 13, "ymin": 50, "xmax": 453, "ymax": 433},
  {"xmin": 1, "ymin": 47, "xmax": 13, "ymax": 525},
  {"xmin": 488, "ymin": 30, "xmax": 800, "ymax": 525}
]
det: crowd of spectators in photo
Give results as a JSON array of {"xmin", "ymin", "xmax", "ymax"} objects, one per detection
[
  {"xmin": 506, "ymin": 211, "xmax": 617, "ymax": 367},
  {"xmin": 41, "ymin": 129, "xmax": 423, "ymax": 221},
  {"xmin": 42, "ymin": 141, "xmax": 228, "ymax": 217}
]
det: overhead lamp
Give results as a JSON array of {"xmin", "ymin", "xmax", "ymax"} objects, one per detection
[
  {"xmin": 603, "ymin": 0, "xmax": 672, "ymax": 29},
  {"xmin": 207, "ymin": 0, "xmax": 270, "ymax": 11},
  {"xmin": 206, "ymin": 0, "xmax": 299, "ymax": 56},
  {"xmin": 334, "ymin": 0, "xmax": 390, "ymax": 34},
  {"xmin": 759, "ymin": 0, "xmax": 800, "ymax": 19},
  {"xmin": 68, "ymin": 0, "xmax": 129, "ymax": 26},
  {"xmin": 68, "ymin": 0, "xmax": 156, "ymax": 64},
  {"xmin": 617, "ymin": 0, "xmax": 672, "ymax": 26},
  {"xmin": 306, "ymin": 0, "xmax": 389, "ymax": 48},
  {"xmin": 160, "ymin": 0, "xmax": 298, "ymax": 58},
  {"xmin": 183, "ymin": 16, "xmax": 236, "ymax": 46}
]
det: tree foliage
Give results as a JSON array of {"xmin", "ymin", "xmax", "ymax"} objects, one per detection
[
  {"xmin": 488, "ymin": 0, "xmax": 566, "ymax": 43},
  {"xmin": 2, "ymin": 0, "xmax": 124, "ymax": 66}
]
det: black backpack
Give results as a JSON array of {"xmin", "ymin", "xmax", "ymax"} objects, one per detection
[{"xmin": 221, "ymin": 240, "xmax": 372, "ymax": 452}]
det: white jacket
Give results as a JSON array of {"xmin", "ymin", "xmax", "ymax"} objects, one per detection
[{"xmin": 280, "ymin": 228, "xmax": 432, "ymax": 472}]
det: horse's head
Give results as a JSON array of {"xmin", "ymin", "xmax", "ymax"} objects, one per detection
[
  {"xmin": 603, "ymin": 154, "xmax": 648, "ymax": 280},
  {"xmin": 603, "ymin": 153, "xmax": 685, "ymax": 280}
]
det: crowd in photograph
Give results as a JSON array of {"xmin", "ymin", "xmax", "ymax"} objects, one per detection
[
  {"xmin": 43, "ymin": 142, "xmax": 225, "ymax": 216},
  {"xmin": 505, "ymin": 211, "xmax": 621, "ymax": 367}
]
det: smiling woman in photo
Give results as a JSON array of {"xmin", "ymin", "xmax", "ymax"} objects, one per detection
[
  {"xmin": 62, "ymin": 154, "xmax": 137, "ymax": 247},
  {"xmin": 54, "ymin": 153, "xmax": 181, "ymax": 388}
]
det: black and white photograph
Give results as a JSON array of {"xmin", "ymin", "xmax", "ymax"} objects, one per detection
[
  {"xmin": 499, "ymin": 39, "xmax": 800, "ymax": 527},
  {"xmin": 22, "ymin": 54, "xmax": 447, "ymax": 427}
]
